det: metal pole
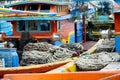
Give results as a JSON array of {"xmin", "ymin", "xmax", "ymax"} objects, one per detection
[{"xmin": 83, "ymin": 14, "xmax": 86, "ymax": 42}]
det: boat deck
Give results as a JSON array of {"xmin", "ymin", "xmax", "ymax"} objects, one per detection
[{"xmin": 82, "ymin": 41, "xmax": 97, "ymax": 51}]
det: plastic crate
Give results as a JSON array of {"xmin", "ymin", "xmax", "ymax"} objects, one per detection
[{"xmin": 0, "ymin": 48, "xmax": 19, "ymax": 67}]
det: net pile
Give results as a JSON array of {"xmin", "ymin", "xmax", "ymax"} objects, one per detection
[
  {"xmin": 96, "ymin": 39, "xmax": 115, "ymax": 52},
  {"xmin": 75, "ymin": 52, "xmax": 120, "ymax": 71},
  {"xmin": 21, "ymin": 42, "xmax": 75, "ymax": 66},
  {"xmin": 60, "ymin": 43, "xmax": 84, "ymax": 56},
  {"xmin": 24, "ymin": 42, "xmax": 53, "ymax": 51}
]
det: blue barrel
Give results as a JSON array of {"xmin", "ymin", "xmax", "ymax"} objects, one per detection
[
  {"xmin": 11, "ymin": 49, "xmax": 19, "ymax": 67},
  {"xmin": 115, "ymin": 36, "xmax": 120, "ymax": 53},
  {"xmin": 75, "ymin": 20, "xmax": 83, "ymax": 42},
  {"xmin": 76, "ymin": 33, "xmax": 83, "ymax": 42},
  {"xmin": 0, "ymin": 48, "xmax": 19, "ymax": 67}
]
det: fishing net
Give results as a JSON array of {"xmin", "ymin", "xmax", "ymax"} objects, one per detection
[
  {"xmin": 75, "ymin": 52, "xmax": 120, "ymax": 71},
  {"xmin": 60, "ymin": 43, "xmax": 84, "ymax": 56},
  {"xmin": 21, "ymin": 43, "xmax": 75, "ymax": 66},
  {"xmin": 24, "ymin": 42, "xmax": 53, "ymax": 51},
  {"xmin": 47, "ymin": 46, "xmax": 75, "ymax": 63},
  {"xmin": 96, "ymin": 39, "xmax": 115, "ymax": 52},
  {"xmin": 20, "ymin": 50, "xmax": 52, "ymax": 65}
]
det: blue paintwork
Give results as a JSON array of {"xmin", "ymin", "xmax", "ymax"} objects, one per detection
[
  {"xmin": 114, "ymin": 0, "xmax": 120, "ymax": 6},
  {"xmin": 53, "ymin": 33, "xmax": 75, "ymax": 46},
  {"xmin": 113, "ymin": 10, "xmax": 120, "ymax": 13},
  {"xmin": 86, "ymin": 8, "xmax": 97, "ymax": 14},
  {"xmin": 74, "ymin": 0, "xmax": 96, "ymax": 2},
  {"xmin": 70, "ymin": 9, "xmax": 82, "ymax": 18},
  {"xmin": 0, "ymin": 21, "xmax": 13, "ymax": 36},
  {"xmin": 53, "ymin": 41, "xmax": 63, "ymax": 46},
  {"xmin": 0, "ymin": 14, "xmax": 72, "ymax": 21},
  {"xmin": 69, "ymin": 33, "xmax": 75, "ymax": 43},
  {"xmin": 76, "ymin": 33, "xmax": 83, "ymax": 42},
  {"xmin": 75, "ymin": 20, "xmax": 83, "ymax": 43},
  {"xmin": 70, "ymin": 7, "xmax": 96, "ymax": 18},
  {"xmin": 115, "ymin": 36, "xmax": 120, "ymax": 53},
  {"xmin": 0, "ymin": 8, "xmax": 57, "ymax": 16},
  {"xmin": 0, "ymin": 43, "xmax": 4, "ymax": 48},
  {"xmin": 98, "ymin": 15, "xmax": 109, "ymax": 20},
  {"xmin": 0, "ymin": 48, "xmax": 19, "ymax": 67}
]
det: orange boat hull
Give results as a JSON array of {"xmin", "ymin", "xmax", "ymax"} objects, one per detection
[
  {"xmin": 3, "ymin": 71, "xmax": 120, "ymax": 80},
  {"xmin": 0, "ymin": 60, "xmax": 70, "ymax": 78}
]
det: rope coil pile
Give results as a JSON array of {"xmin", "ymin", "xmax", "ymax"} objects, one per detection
[
  {"xmin": 96, "ymin": 39, "xmax": 115, "ymax": 52},
  {"xmin": 75, "ymin": 39, "xmax": 119, "ymax": 71},
  {"xmin": 75, "ymin": 52, "xmax": 120, "ymax": 71},
  {"xmin": 21, "ymin": 42, "xmax": 83, "ymax": 66},
  {"xmin": 24, "ymin": 42, "xmax": 53, "ymax": 51},
  {"xmin": 60, "ymin": 43, "xmax": 84, "ymax": 56}
]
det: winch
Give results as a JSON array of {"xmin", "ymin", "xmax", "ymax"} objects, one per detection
[{"xmin": 100, "ymin": 28, "xmax": 113, "ymax": 40}]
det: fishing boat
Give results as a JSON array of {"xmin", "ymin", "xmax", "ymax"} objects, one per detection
[
  {"xmin": 0, "ymin": 40, "xmax": 99, "ymax": 79},
  {"xmin": 3, "ymin": 39, "xmax": 120, "ymax": 80},
  {"xmin": 3, "ymin": 38, "xmax": 120, "ymax": 80},
  {"xmin": 0, "ymin": 0, "xmax": 119, "ymax": 79},
  {"xmin": 0, "ymin": 1, "xmax": 118, "ymax": 80},
  {"xmin": 0, "ymin": 0, "xmax": 99, "ymax": 78},
  {"xmin": 0, "ymin": 38, "xmax": 99, "ymax": 79},
  {"xmin": 1, "ymin": 38, "xmax": 103, "ymax": 80}
]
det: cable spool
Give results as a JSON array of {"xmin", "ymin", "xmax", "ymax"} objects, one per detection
[{"xmin": 100, "ymin": 28, "xmax": 113, "ymax": 40}]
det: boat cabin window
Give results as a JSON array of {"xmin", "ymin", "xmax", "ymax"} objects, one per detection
[
  {"xmin": 17, "ymin": 21, "xmax": 26, "ymax": 31},
  {"xmin": 57, "ymin": 21, "xmax": 61, "ymax": 31},
  {"xmin": 16, "ymin": 5, "xmax": 25, "ymax": 10},
  {"xmin": 28, "ymin": 20, "xmax": 38, "ymax": 32},
  {"xmin": 17, "ymin": 20, "xmax": 51, "ymax": 32},
  {"xmin": 40, "ymin": 5, "xmax": 50, "ymax": 12},
  {"xmin": 40, "ymin": 21, "xmax": 51, "ymax": 32},
  {"xmin": 27, "ymin": 5, "xmax": 38, "ymax": 12}
]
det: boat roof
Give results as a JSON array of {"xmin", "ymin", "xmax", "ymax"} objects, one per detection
[{"xmin": 5, "ymin": 1, "xmax": 72, "ymax": 7}]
